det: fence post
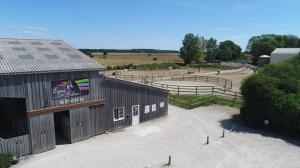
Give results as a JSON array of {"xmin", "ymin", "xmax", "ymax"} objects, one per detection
[
  {"xmin": 196, "ymin": 86, "xmax": 198, "ymax": 95},
  {"xmin": 177, "ymin": 86, "xmax": 180, "ymax": 94},
  {"xmin": 212, "ymin": 86, "xmax": 214, "ymax": 95}
]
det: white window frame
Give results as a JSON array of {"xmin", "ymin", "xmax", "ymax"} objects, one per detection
[
  {"xmin": 145, "ymin": 105, "xmax": 150, "ymax": 113},
  {"xmin": 152, "ymin": 104, "xmax": 157, "ymax": 112},
  {"xmin": 160, "ymin": 102, "xmax": 165, "ymax": 108},
  {"xmin": 132, "ymin": 105, "xmax": 140, "ymax": 116},
  {"xmin": 113, "ymin": 107, "xmax": 125, "ymax": 121}
]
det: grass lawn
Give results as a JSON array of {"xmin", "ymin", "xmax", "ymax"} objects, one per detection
[{"xmin": 168, "ymin": 94, "xmax": 243, "ymax": 109}]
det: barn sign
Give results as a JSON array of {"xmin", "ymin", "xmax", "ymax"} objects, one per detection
[{"xmin": 52, "ymin": 79, "xmax": 89, "ymax": 99}]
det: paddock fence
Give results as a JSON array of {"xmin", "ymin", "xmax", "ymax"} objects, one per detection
[
  {"xmin": 0, "ymin": 134, "xmax": 30, "ymax": 157},
  {"xmin": 109, "ymin": 74, "xmax": 233, "ymax": 89}
]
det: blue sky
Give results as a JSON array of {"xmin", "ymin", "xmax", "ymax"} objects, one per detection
[{"xmin": 0, "ymin": 0, "xmax": 299, "ymax": 50}]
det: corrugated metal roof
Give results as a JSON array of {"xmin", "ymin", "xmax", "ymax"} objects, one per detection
[
  {"xmin": 271, "ymin": 48, "xmax": 300, "ymax": 55},
  {"xmin": 0, "ymin": 38, "xmax": 105, "ymax": 75}
]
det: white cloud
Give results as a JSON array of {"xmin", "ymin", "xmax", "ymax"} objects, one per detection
[{"xmin": 21, "ymin": 26, "xmax": 48, "ymax": 35}]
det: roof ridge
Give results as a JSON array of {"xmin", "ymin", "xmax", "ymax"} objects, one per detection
[{"xmin": 0, "ymin": 37, "xmax": 63, "ymax": 41}]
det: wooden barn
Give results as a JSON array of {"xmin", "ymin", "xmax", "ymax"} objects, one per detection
[{"xmin": 0, "ymin": 38, "xmax": 168, "ymax": 156}]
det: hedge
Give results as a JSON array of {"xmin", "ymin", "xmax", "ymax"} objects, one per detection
[
  {"xmin": 240, "ymin": 54, "xmax": 300, "ymax": 132},
  {"xmin": 0, "ymin": 154, "xmax": 11, "ymax": 168}
]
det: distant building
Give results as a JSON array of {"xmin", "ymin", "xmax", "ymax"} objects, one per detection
[
  {"xmin": 258, "ymin": 55, "xmax": 270, "ymax": 66},
  {"xmin": 270, "ymin": 48, "xmax": 300, "ymax": 64}
]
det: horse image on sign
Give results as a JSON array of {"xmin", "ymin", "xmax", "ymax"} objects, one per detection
[{"xmin": 52, "ymin": 79, "xmax": 89, "ymax": 99}]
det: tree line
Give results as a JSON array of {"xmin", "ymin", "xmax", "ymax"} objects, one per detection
[
  {"xmin": 79, "ymin": 49, "xmax": 179, "ymax": 55},
  {"xmin": 180, "ymin": 33, "xmax": 300, "ymax": 65}
]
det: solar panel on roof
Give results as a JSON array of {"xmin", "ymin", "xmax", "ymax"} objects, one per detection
[
  {"xmin": 7, "ymin": 41, "xmax": 21, "ymax": 45},
  {"xmin": 18, "ymin": 54, "xmax": 34, "ymax": 60},
  {"xmin": 59, "ymin": 47, "xmax": 72, "ymax": 52},
  {"xmin": 45, "ymin": 54, "xmax": 59, "ymax": 59},
  {"xmin": 30, "ymin": 41, "xmax": 43, "ymax": 45},
  {"xmin": 12, "ymin": 47, "xmax": 26, "ymax": 51},
  {"xmin": 36, "ymin": 47, "xmax": 50, "ymax": 51},
  {"xmin": 68, "ymin": 54, "xmax": 81, "ymax": 59}
]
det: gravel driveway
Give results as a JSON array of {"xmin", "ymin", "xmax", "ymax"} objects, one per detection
[{"xmin": 15, "ymin": 105, "xmax": 300, "ymax": 168}]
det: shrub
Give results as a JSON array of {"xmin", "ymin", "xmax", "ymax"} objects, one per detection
[
  {"xmin": 0, "ymin": 154, "xmax": 11, "ymax": 168},
  {"xmin": 153, "ymin": 57, "xmax": 158, "ymax": 61},
  {"xmin": 241, "ymin": 54, "xmax": 300, "ymax": 131}
]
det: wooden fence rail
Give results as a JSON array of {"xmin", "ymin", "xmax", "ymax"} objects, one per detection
[
  {"xmin": 110, "ymin": 74, "xmax": 233, "ymax": 89},
  {"xmin": 149, "ymin": 82, "xmax": 242, "ymax": 101},
  {"xmin": 0, "ymin": 134, "xmax": 30, "ymax": 157}
]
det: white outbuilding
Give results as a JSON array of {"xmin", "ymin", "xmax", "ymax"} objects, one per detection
[{"xmin": 270, "ymin": 48, "xmax": 300, "ymax": 64}]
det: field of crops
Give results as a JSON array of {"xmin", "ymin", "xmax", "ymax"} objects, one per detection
[{"xmin": 92, "ymin": 52, "xmax": 183, "ymax": 67}]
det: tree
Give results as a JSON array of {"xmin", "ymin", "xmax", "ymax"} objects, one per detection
[
  {"xmin": 241, "ymin": 54, "xmax": 300, "ymax": 132},
  {"xmin": 206, "ymin": 38, "xmax": 218, "ymax": 62},
  {"xmin": 180, "ymin": 33, "xmax": 206, "ymax": 64},
  {"xmin": 247, "ymin": 34, "xmax": 300, "ymax": 65},
  {"xmin": 216, "ymin": 40, "xmax": 241, "ymax": 61}
]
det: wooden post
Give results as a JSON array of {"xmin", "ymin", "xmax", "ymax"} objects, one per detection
[
  {"xmin": 206, "ymin": 136, "xmax": 209, "ymax": 144},
  {"xmin": 167, "ymin": 155, "xmax": 172, "ymax": 166},
  {"xmin": 177, "ymin": 86, "xmax": 180, "ymax": 94},
  {"xmin": 212, "ymin": 86, "xmax": 214, "ymax": 95},
  {"xmin": 222, "ymin": 130, "xmax": 225, "ymax": 138},
  {"xmin": 196, "ymin": 86, "xmax": 198, "ymax": 95}
]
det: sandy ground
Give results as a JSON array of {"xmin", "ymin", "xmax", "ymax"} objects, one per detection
[
  {"xmin": 15, "ymin": 105, "xmax": 300, "ymax": 168},
  {"xmin": 197, "ymin": 68, "xmax": 254, "ymax": 91}
]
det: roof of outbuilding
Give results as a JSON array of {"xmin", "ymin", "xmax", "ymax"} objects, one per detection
[
  {"xmin": 271, "ymin": 48, "xmax": 300, "ymax": 55},
  {"xmin": 0, "ymin": 38, "xmax": 105, "ymax": 75}
]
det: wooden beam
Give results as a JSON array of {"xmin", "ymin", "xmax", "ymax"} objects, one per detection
[{"xmin": 27, "ymin": 99, "xmax": 106, "ymax": 118}]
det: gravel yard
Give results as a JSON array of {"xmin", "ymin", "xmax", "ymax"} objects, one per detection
[{"xmin": 15, "ymin": 105, "xmax": 300, "ymax": 168}]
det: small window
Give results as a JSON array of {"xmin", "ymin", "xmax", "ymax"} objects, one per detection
[
  {"xmin": 12, "ymin": 47, "xmax": 26, "ymax": 51},
  {"xmin": 160, "ymin": 102, "xmax": 165, "ymax": 108},
  {"xmin": 152, "ymin": 104, "xmax": 157, "ymax": 112},
  {"xmin": 145, "ymin": 105, "xmax": 150, "ymax": 114},
  {"xmin": 59, "ymin": 47, "xmax": 72, "ymax": 52},
  {"xmin": 18, "ymin": 54, "xmax": 34, "ymax": 60},
  {"xmin": 30, "ymin": 41, "xmax": 43, "ymax": 45},
  {"xmin": 132, "ymin": 105, "xmax": 139, "ymax": 116},
  {"xmin": 36, "ymin": 47, "xmax": 50, "ymax": 51},
  {"xmin": 45, "ymin": 54, "xmax": 59, "ymax": 59},
  {"xmin": 68, "ymin": 54, "xmax": 81, "ymax": 59},
  {"xmin": 7, "ymin": 41, "xmax": 21, "ymax": 45},
  {"xmin": 50, "ymin": 42, "xmax": 62, "ymax": 45},
  {"xmin": 113, "ymin": 107, "xmax": 125, "ymax": 121}
]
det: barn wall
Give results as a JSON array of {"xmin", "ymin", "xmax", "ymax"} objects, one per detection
[
  {"xmin": 29, "ymin": 113, "xmax": 55, "ymax": 154},
  {"xmin": 103, "ymin": 78, "xmax": 168, "ymax": 132},
  {"xmin": 0, "ymin": 70, "xmax": 105, "ymax": 111},
  {"xmin": 0, "ymin": 72, "xmax": 168, "ymax": 155}
]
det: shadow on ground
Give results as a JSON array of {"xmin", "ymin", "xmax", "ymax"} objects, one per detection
[{"xmin": 219, "ymin": 115, "xmax": 300, "ymax": 147}]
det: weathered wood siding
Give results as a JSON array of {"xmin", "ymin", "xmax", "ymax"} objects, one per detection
[
  {"xmin": 0, "ymin": 71, "xmax": 105, "ymax": 111},
  {"xmin": 0, "ymin": 135, "xmax": 30, "ymax": 156},
  {"xmin": 0, "ymin": 71, "xmax": 168, "ymax": 155},
  {"xmin": 103, "ymin": 78, "xmax": 168, "ymax": 131},
  {"xmin": 29, "ymin": 114, "xmax": 55, "ymax": 154}
]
